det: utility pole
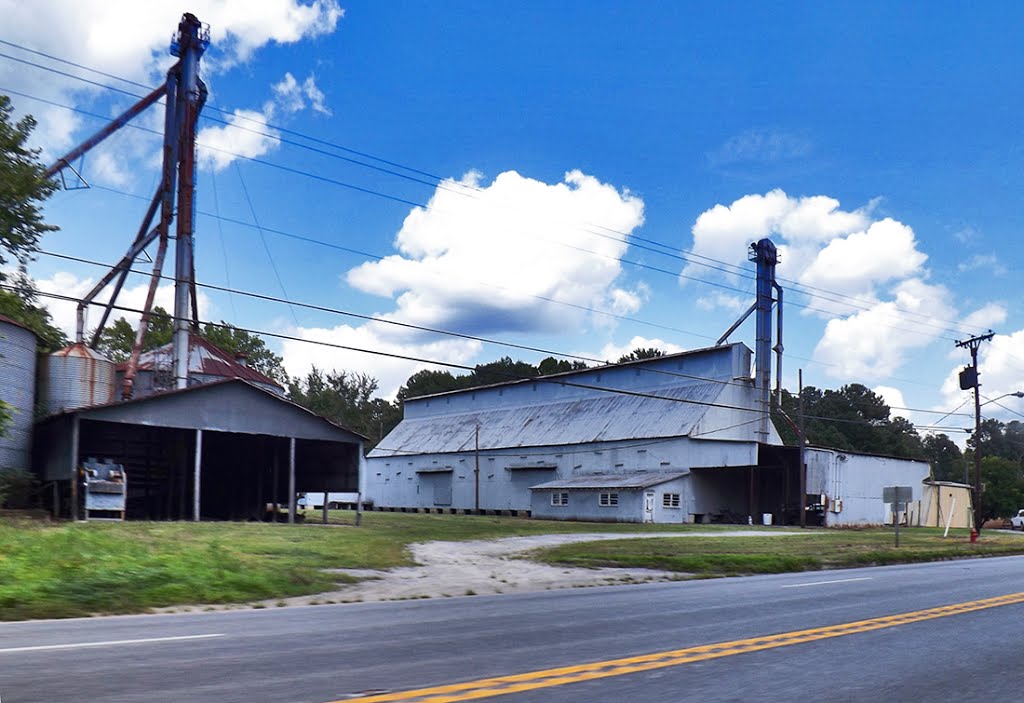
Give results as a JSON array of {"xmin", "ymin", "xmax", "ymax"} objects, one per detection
[
  {"xmin": 798, "ymin": 369, "xmax": 806, "ymax": 529},
  {"xmin": 956, "ymin": 331, "xmax": 994, "ymax": 532}
]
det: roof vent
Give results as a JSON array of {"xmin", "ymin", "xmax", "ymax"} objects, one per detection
[{"xmin": 234, "ymin": 351, "xmax": 248, "ymax": 367}]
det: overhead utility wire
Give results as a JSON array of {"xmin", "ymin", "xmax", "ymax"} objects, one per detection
[
  {"xmin": 0, "ymin": 49, "xmax": 988, "ymax": 339},
  {"xmin": 4, "ymin": 284, "xmax": 974, "ymax": 437},
  {"xmin": 0, "ymin": 43, "xmax": 990, "ymax": 338},
  {"xmin": 0, "ymin": 73, "xmax": 982, "ymax": 342},
  {"xmin": 34, "ymin": 247, "xmax": 972, "ymax": 420}
]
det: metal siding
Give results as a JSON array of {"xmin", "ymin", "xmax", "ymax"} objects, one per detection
[
  {"xmin": 0, "ymin": 320, "xmax": 37, "ymax": 469},
  {"xmin": 76, "ymin": 382, "xmax": 364, "ymax": 444},
  {"xmin": 532, "ymin": 488, "xmax": 645, "ymax": 522},
  {"xmin": 373, "ymin": 381, "xmax": 726, "ymax": 456},
  {"xmin": 45, "ymin": 344, "xmax": 116, "ymax": 413},
  {"xmin": 807, "ymin": 449, "xmax": 931, "ymax": 526}
]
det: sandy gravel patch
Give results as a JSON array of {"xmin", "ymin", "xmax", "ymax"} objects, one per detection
[{"xmin": 275, "ymin": 530, "xmax": 802, "ymax": 606}]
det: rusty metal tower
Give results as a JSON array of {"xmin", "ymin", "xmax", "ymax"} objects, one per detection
[{"xmin": 45, "ymin": 13, "xmax": 210, "ymax": 397}]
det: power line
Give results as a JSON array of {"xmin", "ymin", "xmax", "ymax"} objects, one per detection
[
  {"xmin": 34, "ymin": 247, "xmax": 974, "ymax": 422},
  {"xmin": 1, "ymin": 74, "xmax": 986, "ymax": 343},
  {"xmin": 0, "ymin": 50, "xmax": 991, "ymax": 339}
]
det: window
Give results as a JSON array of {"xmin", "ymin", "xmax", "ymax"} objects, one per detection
[
  {"xmin": 599, "ymin": 493, "xmax": 619, "ymax": 507},
  {"xmin": 551, "ymin": 492, "xmax": 569, "ymax": 506},
  {"xmin": 662, "ymin": 493, "xmax": 681, "ymax": 508}
]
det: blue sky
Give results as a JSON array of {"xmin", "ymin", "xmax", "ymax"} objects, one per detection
[{"xmin": 2, "ymin": 1, "xmax": 1022, "ymax": 433}]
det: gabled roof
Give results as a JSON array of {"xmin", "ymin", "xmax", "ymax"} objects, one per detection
[
  {"xmin": 116, "ymin": 335, "xmax": 282, "ymax": 389},
  {"xmin": 530, "ymin": 471, "xmax": 689, "ymax": 490},
  {"xmin": 38, "ymin": 377, "xmax": 368, "ymax": 443},
  {"xmin": 371, "ymin": 379, "xmax": 726, "ymax": 456}
]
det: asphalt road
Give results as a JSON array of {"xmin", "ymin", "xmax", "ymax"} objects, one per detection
[{"xmin": 2, "ymin": 555, "xmax": 1022, "ymax": 703}]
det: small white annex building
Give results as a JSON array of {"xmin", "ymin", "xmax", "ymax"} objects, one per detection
[{"xmin": 365, "ymin": 343, "xmax": 931, "ymax": 525}]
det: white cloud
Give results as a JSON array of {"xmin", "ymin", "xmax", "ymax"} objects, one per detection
[
  {"xmin": 686, "ymin": 190, "xmax": 872, "ymax": 283},
  {"xmin": 812, "ymin": 278, "xmax": 953, "ymax": 380},
  {"xmin": 280, "ymin": 323, "xmax": 481, "ymax": 399},
  {"xmin": 706, "ymin": 128, "xmax": 813, "ymax": 167},
  {"xmin": 962, "ymin": 303, "xmax": 1006, "ymax": 330},
  {"xmin": 34, "ymin": 270, "xmax": 212, "ymax": 343},
  {"xmin": 799, "ymin": 218, "xmax": 927, "ymax": 298},
  {"xmin": 939, "ymin": 328, "xmax": 1024, "ymax": 423},
  {"xmin": 696, "ymin": 292, "xmax": 747, "ymax": 313},
  {"xmin": 872, "ymin": 384, "xmax": 912, "ymax": 421},
  {"xmin": 958, "ymin": 253, "xmax": 1007, "ymax": 276},
  {"xmin": 591, "ymin": 336, "xmax": 685, "ymax": 365},
  {"xmin": 347, "ymin": 170, "xmax": 646, "ymax": 336},
  {"xmin": 197, "ymin": 71, "xmax": 328, "ymax": 171},
  {"xmin": 0, "ymin": 1, "xmax": 341, "ymax": 164}
]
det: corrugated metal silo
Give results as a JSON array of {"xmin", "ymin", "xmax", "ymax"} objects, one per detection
[
  {"xmin": 0, "ymin": 316, "xmax": 38, "ymax": 470},
  {"xmin": 46, "ymin": 343, "xmax": 116, "ymax": 413}
]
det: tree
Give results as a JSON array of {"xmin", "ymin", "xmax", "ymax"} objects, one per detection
[
  {"xmin": 617, "ymin": 347, "xmax": 665, "ymax": 363},
  {"xmin": 537, "ymin": 356, "xmax": 588, "ymax": 375},
  {"xmin": 94, "ymin": 307, "xmax": 173, "ymax": 362},
  {"xmin": 922, "ymin": 433, "xmax": 965, "ymax": 482},
  {"xmin": 0, "ymin": 287, "xmax": 66, "ymax": 353},
  {"xmin": 0, "ymin": 95, "xmax": 57, "ymax": 280},
  {"xmin": 978, "ymin": 456, "xmax": 1024, "ymax": 520},
  {"xmin": 777, "ymin": 383, "xmax": 924, "ymax": 459},
  {"xmin": 288, "ymin": 367, "xmax": 401, "ymax": 447},
  {"xmin": 200, "ymin": 321, "xmax": 285, "ymax": 382},
  {"xmin": 397, "ymin": 369, "xmax": 464, "ymax": 401}
]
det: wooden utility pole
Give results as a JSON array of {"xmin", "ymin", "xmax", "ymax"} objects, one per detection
[
  {"xmin": 956, "ymin": 331, "xmax": 994, "ymax": 532},
  {"xmin": 798, "ymin": 369, "xmax": 806, "ymax": 529}
]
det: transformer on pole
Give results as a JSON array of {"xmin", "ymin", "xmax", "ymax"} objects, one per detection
[{"xmin": 45, "ymin": 13, "xmax": 210, "ymax": 398}]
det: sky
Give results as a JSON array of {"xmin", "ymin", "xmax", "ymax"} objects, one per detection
[{"xmin": 1, "ymin": 0, "xmax": 1022, "ymax": 437}]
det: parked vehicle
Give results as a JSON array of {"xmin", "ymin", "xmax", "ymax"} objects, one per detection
[{"xmin": 1010, "ymin": 509, "xmax": 1024, "ymax": 530}]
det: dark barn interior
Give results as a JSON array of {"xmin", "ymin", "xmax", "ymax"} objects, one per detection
[{"xmin": 34, "ymin": 380, "xmax": 365, "ymax": 521}]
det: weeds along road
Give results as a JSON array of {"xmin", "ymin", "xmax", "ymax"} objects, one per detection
[{"xmin": 1, "ymin": 555, "xmax": 1022, "ymax": 703}]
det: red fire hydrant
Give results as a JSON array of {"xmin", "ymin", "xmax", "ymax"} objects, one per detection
[{"xmin": 970, "ymin": 527, "xmax": 979, "ymax": 543}]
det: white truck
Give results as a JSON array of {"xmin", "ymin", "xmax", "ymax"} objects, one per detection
[{"xmin": 1011, "ymin": 509, "xmax": 1024, "ymax": 530}]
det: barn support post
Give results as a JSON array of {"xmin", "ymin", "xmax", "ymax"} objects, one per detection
[
  {"xmin": 272, "ymin": 449, "xmax": 279, "ymax": 521},
  {"xmin": 288, "ymin": 437, "xmax": 297, "ymax": 524},
  {"xmin": 193, "ymin": 429, "xmax": 203, "ymax": 522},
  {"xmin": 69, "ymin": 415, "xmax": 80, "ymax": 521},
  {"xmin": 322, "ymin": 476, "xmax": 329, "ymax": 525}
]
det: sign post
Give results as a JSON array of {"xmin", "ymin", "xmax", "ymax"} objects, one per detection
[{"xmin": 883, "ymin": 486, "xmax": 913, "ymax": 547}]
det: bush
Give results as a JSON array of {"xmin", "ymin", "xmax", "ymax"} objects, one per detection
[{"xmin": 0, "ymin": 468, "xmax": 37, "ymax": 509}]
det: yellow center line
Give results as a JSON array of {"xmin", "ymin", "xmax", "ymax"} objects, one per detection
[{"xmin": 333, "ymin": 590, "xmax": 1024, "ymax": 703}]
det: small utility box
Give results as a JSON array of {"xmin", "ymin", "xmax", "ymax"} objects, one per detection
[{"xmin": 883, "ymin": 485, "xmax": 913, "ymax": 546}]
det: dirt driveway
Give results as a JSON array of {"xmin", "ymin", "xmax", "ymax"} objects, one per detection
[{"xmin": 276, "ymin": 530, "xmax": 802, "ymax": 606}]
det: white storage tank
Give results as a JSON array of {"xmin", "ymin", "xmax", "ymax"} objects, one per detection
[
  {"xmin": 46, "ymin": 343, "xmax": 116, "ymax": 413},
  {"xmin": 0, "ymin": 315, "xmax": 38, "ymax": 470}
]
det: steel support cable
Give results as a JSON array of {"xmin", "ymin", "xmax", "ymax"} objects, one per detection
[{"xmin": 0, "ymin": 55, "xmax": 992, "ymax": 339}]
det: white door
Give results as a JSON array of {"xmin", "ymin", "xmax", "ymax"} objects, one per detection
[{"xmin": 643, "ymin": 492, "xmax": 655, "ymax": 523}]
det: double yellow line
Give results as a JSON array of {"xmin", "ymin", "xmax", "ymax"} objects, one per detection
[{"xmin": 333, "ymin": 590, "xmax": 1024, "ymax": 703}]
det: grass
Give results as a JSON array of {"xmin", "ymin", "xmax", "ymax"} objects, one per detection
[
  {"xmin": 0, "ymin": 512, "xmax": 727, "ymax": 621},
  {"xmin": 532, "ymin": 527, "xmax": 1024, "ymax": 576},
  {"xmin": 2, "ymin": 513, "xmax": 1022, "ymax": 621}
]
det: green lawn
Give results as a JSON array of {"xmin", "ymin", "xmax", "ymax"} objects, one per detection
[
  {"xmin": 1, "ymin": 513, "xmax": 1021, "ymax": 621},
  {"xmin": 0, "ymin": 512, "xmax": 727, "ymax": 621},
  {"xmin": 532, "ymin": 527, "xmax": 1024, "ymax": 576}
]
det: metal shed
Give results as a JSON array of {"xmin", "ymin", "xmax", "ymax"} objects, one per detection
[
  {"xmin": 34, "ymin": 378, "xmax": 365, "ymax": 521},
  {"xmin": 530, "ymin": 472, "xmax": 690, "ymax": 523}
]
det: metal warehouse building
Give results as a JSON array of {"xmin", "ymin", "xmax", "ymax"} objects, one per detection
[{"xmin": 366, "ymin": 343, "xmax": 931, "ymax": 525}]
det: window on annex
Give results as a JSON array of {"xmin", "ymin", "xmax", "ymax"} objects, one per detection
[
  {"xmin": 662, "ymin": 493, "xmax": 681, "ymax": 508},
  {"xmin": 550, "ymin": 492, "xmax": 569, "ymax": 506},
  {"xmin": 599, "ymin": 492, "xmax": 619, "ymax": 507}
]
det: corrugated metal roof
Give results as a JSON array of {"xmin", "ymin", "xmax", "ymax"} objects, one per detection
[
  {"xmin": 117, "ymin": 335, "xmax": 282, "ymax": 389},
  {"xmin": 530, "ymin": 471, "xmax": 689, "ymax": 490},
  {"xmin": 371, "ymin": 380, "xmax": 725, "ymax": 456}
]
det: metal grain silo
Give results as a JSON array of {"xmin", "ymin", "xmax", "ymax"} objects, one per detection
[
  {"xmin": 46, "ymin": 343, "xmax": 115, "ymax": 413},
  {"xmin": 0, "ymin": 316, "xmax": 38, "ymax": 470}
]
